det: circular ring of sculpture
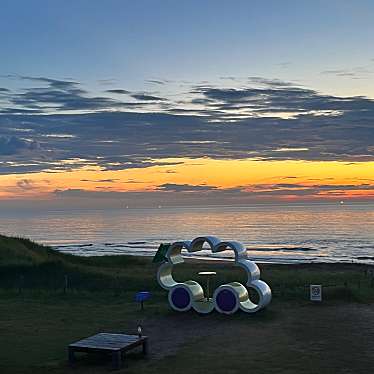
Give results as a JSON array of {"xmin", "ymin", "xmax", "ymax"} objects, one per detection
[
  {"xmin": 157, "ymin": 236, "xmax": 272, "ymax": 314},
  {"xmin": 169, "ymin": 285, "xmax": 192, "ymax": 311},
  {"xmin": 213, "ymin": 282, "xmax": 248, "ymax": 314},
  {"xmin": 168, "ymin": 280, "xmax": 205, "ymax": 312},
  {"xmin": 214, "ymin": 287, "xmax": 239, "ymax": 314}
]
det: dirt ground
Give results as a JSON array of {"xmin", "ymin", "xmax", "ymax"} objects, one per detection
[
  {"xmin": 122, "ymin": 300, "xmax": 374, "ymax": 374},
  {"xmin": 2, "ymin": 297, "xmax": 374, "ymax": 373}
]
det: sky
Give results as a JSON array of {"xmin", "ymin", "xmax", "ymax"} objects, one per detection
[{"xmin": 0, "ymin": 0, "xmax": 374, "ymax": 209}]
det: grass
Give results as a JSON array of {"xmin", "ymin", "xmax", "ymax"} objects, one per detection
[
  {"xmin": 1, "ymin": 234, "xmax": 373, "ymax": 300},
  {"xmin": 1, "ymin": 234, "xmax": 374, "ymax": 373}
]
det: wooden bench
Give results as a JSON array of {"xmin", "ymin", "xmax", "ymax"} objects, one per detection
[{"xmin": 68, "ymin": 333, "xmax": 148, "ymax": 370}]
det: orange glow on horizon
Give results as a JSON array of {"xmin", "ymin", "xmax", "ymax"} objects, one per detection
[{"xmin": 0, "ymin": 157, "xmax": 374, "ymax": 201}]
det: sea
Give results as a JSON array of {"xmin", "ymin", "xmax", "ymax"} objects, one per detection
[{"xmin": 0, "ymin": 203, "xmax": 374, "ymax": 264}]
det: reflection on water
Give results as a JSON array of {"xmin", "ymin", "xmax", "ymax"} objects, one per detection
[{"xmin": 0, "ymin": 203, "xmax": 373, "ymax": 264}]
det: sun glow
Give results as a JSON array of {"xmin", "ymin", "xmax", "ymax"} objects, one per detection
[{"xmin": 1, "ymin": 157, "xmax": 374, "ymax": 201}]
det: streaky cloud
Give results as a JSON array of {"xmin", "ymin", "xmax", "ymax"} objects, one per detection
[{"xmin": 0, "ymin": 76, "xmax": 373, "ymax": 174}]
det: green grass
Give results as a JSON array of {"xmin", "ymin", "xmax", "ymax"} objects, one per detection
[
  {"xmin": 2, "ymin": 234, "xmax": 374, "ymax": 373},
  {"xmin": 1, "ymin": 233, "xmax": 373, "ymax": 301},
  {"xmin": 0, "ymin": 234, "xmax": 158, "ymax": 293}
]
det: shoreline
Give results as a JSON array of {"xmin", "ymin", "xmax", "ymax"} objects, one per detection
[{"xmin": 54, "ymin": 245, "xmax": 374, "ymax": 266}]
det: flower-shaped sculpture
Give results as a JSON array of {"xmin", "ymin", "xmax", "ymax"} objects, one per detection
[{"xmin": 157, "ymin": 236, "xmax": 272, "ymax": 314}]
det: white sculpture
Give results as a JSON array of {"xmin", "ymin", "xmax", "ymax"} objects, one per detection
[{"xmin": 157, "ymin": 236, "xmax": 272, "ymax": 314}]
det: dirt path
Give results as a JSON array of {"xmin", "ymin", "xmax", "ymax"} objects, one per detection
[{"xmin": 136, "ymin": 302, "xmax": 374, "ymax": 373}]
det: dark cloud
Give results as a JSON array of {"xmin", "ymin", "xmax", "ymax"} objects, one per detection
[
  {"xmin": 52, "ymin": 182, "xmax": 374, "ymax": 206},
  {"xmin": 130, "ymin": 93, "xmax": 167, "ymax": 102},
  {"xmin": 80, "ymin": 178, "xmax": 119, "ymax": 183},
  {"xmin": 17, "ymin": 75, "xmax": 80, "ymax": 89},
  {"xmin": 321, "ymin": 69, "xmax": 356, "ymax": 77},
  {"xmin": 242, "ymin": 183, "xmax": 374, "ymax": 197},
  {"xmin": 192, "ymin": 84, "xmax": 374, "ymax": 114},
  {"xmin": 0, "ymin": 136, "xmax": 40, "ymax": 155},
  {"xmin": 164, "ymin": 170, "xmax": 177, "ymax": 174},
  {"xmin": 156, "ymin": 183, "xmax": 217, "ymax": 192},
  {"xmin": 4, "ymin": 75, "xmax": 133, "ymax": 112},
  {"xmin": 11, "ymin": 87, "xmax": 121, "ymax": 111},
  {"xmin": 105, "ymin": 89, "xmax": 130, "ymax": 95},
  {"xmin": 247, "ymin": 76, "xmax": 294, "ymax": 87},
  {"xmin": 53, "ymin": 188, "xmax": 153, "ymax": 199},
  {"xmin": 54, "ymin": 188, "xmax": 97, "ymax": 197},
  {"xmin": 3, "ymin": 76, "xmax": 170, "ymax": 112},
  {"xmin": 97, "ymin": 79, "xmax": 117, "ymax": 86},
  {"xmin": 16, "ymin": 179, "xmax": 34, "ymax": 190},
  {"xmin": 0, "ymin": 107, "xmax": 44, "ymax": 114},
  {"xmin": 145, "ymin": 79, "xmax": 166, "ymax": 85},
  {"xmin": 0, "ymin": 76, "xmax": 374, "ymax": 174},
  {"xmin": 124, "ymin": 179, "xmax": 148, "ymax": 184},
  {"xmin": 321, "ymin": 66, "xmax": 373, "ymax": 79}
]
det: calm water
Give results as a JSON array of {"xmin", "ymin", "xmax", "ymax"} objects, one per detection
[{"xmin": 0, "ymin": 203, "xmax": 374, "ymax": 264}]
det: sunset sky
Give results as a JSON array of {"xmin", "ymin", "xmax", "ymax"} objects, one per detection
[{"xmin": 1, "ymin": 0, "xmax": 374, "ymax": 209}]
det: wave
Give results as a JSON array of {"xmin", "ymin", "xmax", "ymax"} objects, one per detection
[
  {"xmin": 356, "ymin": 256, "xmax": 374, "ymax": 260},
  {"xmin": 248, "ymin": 246, "xmax": 316, "ymax": 252},
  {"xmin": 55, "ymin": 243, "xmax": 93, "ymax": 248},
  {"xmin": 103, "ymin": 242, "xmax": 155, "ymax": 249},
  {"xmin": 51, "ymin": 239, "xmax": 374, "ymax": 265}
]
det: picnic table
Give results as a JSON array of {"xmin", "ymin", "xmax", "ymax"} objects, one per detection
[{"xmin": 68, "ymin": 332, "xmax": 148, "ymax": 370}]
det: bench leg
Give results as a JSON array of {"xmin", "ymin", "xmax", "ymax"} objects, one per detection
[
  {"xmin": 68, "ymin": 347, "xmax": 75, "ymax": 367},
  {"xmin": 142, "ymin": 340, "xmax": 149, "ymax": 355},
  {"xmin": 112, "ymin": 350, "xmax": 122, "ymax": 370}
]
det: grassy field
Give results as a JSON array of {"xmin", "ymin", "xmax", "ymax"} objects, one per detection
[{"xmin": 1, "ymin": 234, "xmax": 374, "ymax": 373}]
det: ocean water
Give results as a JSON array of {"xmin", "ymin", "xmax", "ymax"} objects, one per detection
[{"xmin": 0, "ymin": 203, "xmax": 374, "ymax": 264}]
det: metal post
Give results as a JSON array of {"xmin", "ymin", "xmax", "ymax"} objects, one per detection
[
  {"xmin": 18, "ymin": 275, "xmax": 24, "ymax": 294},
  {"xmin": 68, "ymin": 347, "xmax": 75, "ymax": 367},
  {"xmin": 112, "ymin": 350, "xmax": 122, "ymax": 370},
  {"xmin": 142, "ymin": 339, "xmax": 149, "ymax": 355},
  {"xmin": 64, "ymin": 275, "xmax": 68, "ymax": 294}
]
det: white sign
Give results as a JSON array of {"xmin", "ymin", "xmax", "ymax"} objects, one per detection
[{"xmin": 310, "ymin": 284, "xmax": 322, "ymax": 301}]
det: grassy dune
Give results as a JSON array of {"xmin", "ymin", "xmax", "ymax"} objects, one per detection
[
  {"xmin": 1, "ymin": 234, "xmax": 373, "ymax": 301},
  {"xmin": 0, "ymin": 234, "xmax": 155, "ymax": 293},
  {"xmin": 1, "ymin": 234, "xmax": 374, "ymax": 373}
]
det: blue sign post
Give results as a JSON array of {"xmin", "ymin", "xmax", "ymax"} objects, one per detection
[{"xmin": 135, "ymin": 291, "xmax": 151, "ymax": 310}]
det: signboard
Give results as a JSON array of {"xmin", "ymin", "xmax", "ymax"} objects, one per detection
[{"xmin": 310, "ymin": 284, "xmax": 322, "ymax": 302}]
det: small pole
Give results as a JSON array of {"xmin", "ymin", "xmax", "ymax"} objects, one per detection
[
  {"xmin": 137, "ymin": 324, "xmax": 143, "ymax": 338},
  {"xmin": 141, "ymin": 300, "xmax": 144, "ymax": 311},
  {"xmin": 64, "ymin": 275, "xmax": 68, "ymax": 294},
  {"xmin": 116, "ymin": 275, "xmax": 120, "ymax": 295},
  {"xmin": 207, "ymin": 277, "xmax": 210, "ymax": 301},
  {"xmin": 18, "ymin": 275, "xmax": 24, "ymax": 294}
]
